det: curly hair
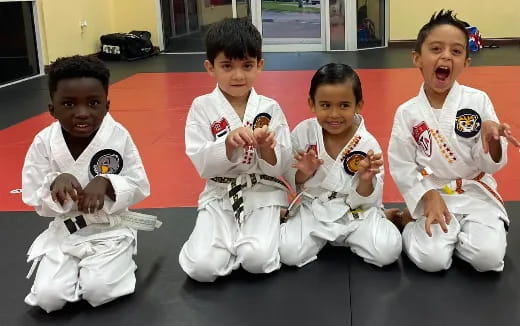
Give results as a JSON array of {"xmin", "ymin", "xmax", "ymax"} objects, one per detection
[{"xmin": 48, "ymin": 55, "xmax": 110, "ymax": 98}]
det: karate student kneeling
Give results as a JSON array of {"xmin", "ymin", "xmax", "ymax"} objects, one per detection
[
  {"xmin": 22, "ymin": 55, "xmax": 160, "ymax": 313},
  {"xmin": 388, "ymin": 10, "xmax": 520, "ymax": 272},
  {"xmin": 279, "ymin": 63, "xmax": 402, "ymax": 268},
  {"xmin": 179, "ymin": 19, "xmax": 292, "ymax": 282}
]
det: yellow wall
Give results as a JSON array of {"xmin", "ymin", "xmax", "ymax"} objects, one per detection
[
  {"xmin": 390, "ymin": 0, "xmax": 520, "ymax": 40},
  {"xmin": 112, "ymin": 0, "xmax": 160, "ymax": 46},
  {"xmin": 38, "ymin": 0, "xmax": 113, "ymax": 64},
  {"xmin": 197, "ymin": 1, "xmax": 249, "ymax": 26},
  {"xmin": 37, "ymin": 0, "xmax": 160, "ymax": 64}
]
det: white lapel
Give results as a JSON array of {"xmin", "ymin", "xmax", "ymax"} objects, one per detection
[
  {"xmin": 49, "ymin": 120, "xmax": 75, "ymax": 173},
  {"xmin": 417, "ymin": 83, "xmax": 468, "ymax": 176},
  {"xmin": 50, "ymin": 114, "xmax": 114, "ymax": 184},
  {"xmin": 321, "ymin": 114, "xmax": 364, "ymax": 191},
  {"xmin": 213, "ymin": 86, "xmax": 244, "ymax": 129}
]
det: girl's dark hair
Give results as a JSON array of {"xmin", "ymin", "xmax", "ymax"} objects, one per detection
[
  {"xmin": 309, "ymin": 63, "xmax": 362, "ymax": 103},
  {"xmin": 415, "ymin": 9, "xmax": 469, "ymax": 58},
  {"xmin": 206, "ymin": 18, "xmax": 262, "ymax": 64},
  {"xmin": 48, "ymin": 55, "xmax": 110, "ymax": 99}
]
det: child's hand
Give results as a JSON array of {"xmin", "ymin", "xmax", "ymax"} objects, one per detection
[
  {"xmin": 422, "ymin": 190, "xmax": 452, "ymax": 237},
  {"xmin": 77, "ymin": 176, "xmax": 112, "ymax": 214},
  {"xmin": 51, "ymin": 173, "xmax": 82, "ymax": 206},
  {"xmin": 481, "ymin": 121, "xmax": 520, "ymax": 153},
  {"xmin": 226, "ymin": 126, "xmax": 256, "ymax": 151},
  {"xmin": 253, "ymin": 125, "xmax": 277, "ymax": 149},
  {"xmin": 357, "ymin": 150, "xmax": 383, "ymax": 182},
  {"xmin": 292, "ymin": 149, "xmax": 323, "ymax": 177}
]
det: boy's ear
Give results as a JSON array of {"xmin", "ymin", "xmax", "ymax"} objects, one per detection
[
  {"xmin": 204, "ymin": 60, "xmax": 215, "ymax": 76},
  {"xmin": 464, "ymin": 56, "xmax": 472, "ymax": 68},
  {"xmin": 308, "ymin": 97, "xmax": 316, "ymax": 113},
  {"xmin": 48, "ymin": 103, "xmax": 55, "ymax": 117},
  {"xmin": 355, "ymin": 99, "xmax": 364, "ymax": 113},
  {"xmin": 257, "ymin": 58, "xmax": 265, "ymax": 71},
  {"xmin": 412, "ymin": 50, "xmax": 422, "ymax": 68}
]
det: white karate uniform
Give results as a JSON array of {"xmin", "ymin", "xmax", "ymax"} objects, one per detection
[
  {"xmin": 280, "ymin": 116, "xmax": 402, "ymax": 268},
  {"xmin": 388, "ymin": 82, "xmax": 509, "ymax": 272},
  {"xmin": 179, "ymin": 86, "xmax": 292, "ymax": 282},
  {"xmin": 22, "ymin": 113, "xmax": 150, "ymax": 312}
]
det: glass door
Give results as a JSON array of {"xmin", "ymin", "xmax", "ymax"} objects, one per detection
[
  {"xmin": 254, "ymin": 0, "xmax": 325, "ymax": 51},
  {"xmin": 327, "ymin": 0, "xmax": 388, "ymax": 51}
]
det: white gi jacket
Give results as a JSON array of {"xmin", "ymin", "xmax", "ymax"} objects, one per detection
[
  {"xmin": 22, "ymin": 113, "xmax": 150, "ymax": 262},
  {"xmin": 285, "ymin": 115, "xmax": 383, "ymax": 222},
  {"xmin": 388, "ymin": 82, "xmax": 508, "ymax": 223},
  {"xmin": 185, "ymin": 86, "xmax": 292, "ymax": 214}
]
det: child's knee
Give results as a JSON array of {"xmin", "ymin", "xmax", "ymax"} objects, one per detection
[
  {"xmin": 238, "ymin": 242, "xmax": 279, "ymax": 274},
  {"xmin": 459, "ymin": 232, "xmax": 506, "ymax": 272},
  {"xmin": 179, "ymin": 243, "xmax": 231, "ymax": 282},
  {"xmin": 27, "ymin": 281, "xmax": 70, "ymax": 313},
  {"xmin": 368, "ymin": 231, "xmax": 403, "ymax": 267},
  {"xmin": 279, "ymin": 226, "xmax": 307, "ymax": 266},
  {"xmin": 80, "ymin": 270, "xmax": 136, "ymax": 307}
]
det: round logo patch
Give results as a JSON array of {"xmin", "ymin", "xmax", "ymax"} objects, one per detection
[
  {"xmin": 343, "ymin": 151, "xmax": 367, "ymax": 175},
  {"xmin": 454, "ymin": 108, "xmax": 481, "ymax": 138},
  {"xmin": 89, "ymin": 149, "xmax": 123, "ymax": 177},
  {"xmin": 253, "ymin": 113, "xmax": 271, "ymax": 129}
]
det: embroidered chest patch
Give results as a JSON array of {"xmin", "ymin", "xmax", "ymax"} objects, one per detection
[
  {"xmin": 253, "ymin": 113, "xmax": 271, "ymax": 129},
  {"xmin": 455, "ymin": 108, "xmax": 481, "ymax": 138},
  {"xmin": 412, "ymin": 121, "xmax": 432, "ymax": 157},
  {"xmin": 343, "ymin": 151, "xmax": 367, "ymax": 176},
  {"xmin": 89, "ymin": 149, "xmax": 123, "ymax": 177},
  {"xmin": 211, "ymin": 117, "xmax": 230, "ymax": 138}
]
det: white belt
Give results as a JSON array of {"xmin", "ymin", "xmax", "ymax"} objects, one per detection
[{"xmin": 62, "ymin": 210, "xmax": 162, "ymax": 234}]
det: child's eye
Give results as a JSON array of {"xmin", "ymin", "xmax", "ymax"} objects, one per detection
[
  {"xmin": 244, "ymin": 63, "xmax": 253, "ymax": 70},
  {"xmin": 320, "ymin": 103, "xmax": 330, "ymax": 108},
  {"xmin": 431, "ymin": 47, "xmax": 441, "ymax": 53},
  {"xmin": 452, "ymin": 49, "xmax": 462, "ymax": 55},
  {"xmin": 221, "ymin": 64, "xmax": 232, "ymax": 70},
  {"xmin": 62, "ymin": 102, "xmax": 74, "ymax": 108},
  {"xmin": 88, "ymin": 100, "xmax": 100, "ymax": 107},
  {"xmin": 340, "ymin": 103, "xmax": 351, "ymax": 109}
]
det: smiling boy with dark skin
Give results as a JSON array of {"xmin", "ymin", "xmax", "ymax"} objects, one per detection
[{"xmin": 22, "ymin": 55, "xmax": 151, "ymax": 312}]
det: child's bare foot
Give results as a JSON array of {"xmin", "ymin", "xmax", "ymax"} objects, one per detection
[{"xmin": 384, "ymin": 208, "xmax": 413, "ymax": 232}]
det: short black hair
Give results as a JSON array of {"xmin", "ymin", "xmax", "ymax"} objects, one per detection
[
  {"xmin": 309, "ymin": 63, "xmax": 363, "ymax": 104},
  {"xmin": 415, "ymin": 9, "xmax": 469, "ymax": 58},
  {"xmin": 206, "ymin": 18, "xmax": 262, "ymax": 64},
  {"xmin": 48, "ymin": 55, "xmax": 110, "ymax": 99}
]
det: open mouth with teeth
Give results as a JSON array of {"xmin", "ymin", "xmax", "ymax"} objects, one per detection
[{"xmin": 435, "ymin": 66, "xmax": 451, "ymax": 81}]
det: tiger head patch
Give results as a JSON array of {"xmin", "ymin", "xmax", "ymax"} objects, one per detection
[
  {"xmin": 253, "ymin": 113, "xmax": 271, "ymax": 129},
  {"xmin": 343, "ymin": 151, "xmax": 367, "ymax": 175},
  {"xmin": 455, "ymin": 108, "xmax": 481, "ymax": 138}
]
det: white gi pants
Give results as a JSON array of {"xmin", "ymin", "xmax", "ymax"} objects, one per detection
[
  {"xmin": 179, "ymin": 199, "xmax": 281, "ymax": 282},
  {"xmin": 279, "ymin": 206, "xmax": 402, "ymax": 267},
  {"xmin": 403, "ymin": 211, "xmax": 507, "ymax": 272},
  {"xmin": 25, "ymin": 222, "xmax": 137, "ymax": 313}
]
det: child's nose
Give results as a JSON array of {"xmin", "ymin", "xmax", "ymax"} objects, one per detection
[
  {"xmin": 75, "ymin": 105, "xmax": 89, "ymax": 117},
  {"xmin": 232, "ymin": 68, "xmax": 245, "ymax": 79}
]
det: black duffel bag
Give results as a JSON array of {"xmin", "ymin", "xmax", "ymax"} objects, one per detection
[{"xmin": 100, "ymin": 30, "xmax": 154, "ymax": 61}]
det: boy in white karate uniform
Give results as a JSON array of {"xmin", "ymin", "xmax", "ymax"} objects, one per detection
[
  {"xmin": 388, "ymin": 10, "xmax": 520, "ymax": 272},
  {"xmin": 179, "ymin": 19, "xmax": 292, "ymax": 282},
  {"xmin": 22, "ymin": 55, "xmax": 157, "ymax": 312},
  {"xmin": 280, "ymin": 63, "xmax": 402, "ymax": 268}
]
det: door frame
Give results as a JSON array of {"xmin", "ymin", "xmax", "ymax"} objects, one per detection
[{"xmin": 0, "ymin": 0, "xmax": 44, "ymax": 88}]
